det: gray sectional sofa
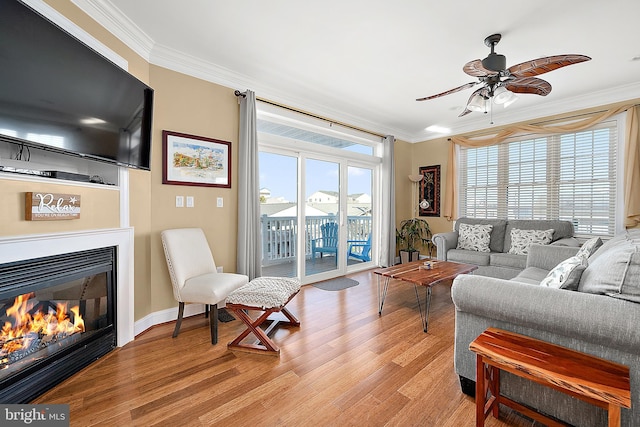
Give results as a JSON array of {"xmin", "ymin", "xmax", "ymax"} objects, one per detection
[
  {"xmin": 432, "ymin": 217, "xmax": 578, "ymax": 279},
  {"xmin": 451, "ymin": 229, "xmax": 640, "ymax": 426}
]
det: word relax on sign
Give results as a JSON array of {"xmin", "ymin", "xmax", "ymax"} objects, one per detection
[{"xmin": 25, "ymin": 192, "xmax": 81, "ymax": 221}]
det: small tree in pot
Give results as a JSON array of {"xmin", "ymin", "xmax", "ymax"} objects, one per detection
[{"xmin": 396, "ymin": 218, "xmax": 432, "ymax": 263}]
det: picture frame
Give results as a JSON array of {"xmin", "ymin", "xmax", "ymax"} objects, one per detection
[
  {"xmin": 162, "ymin": 130, "xmax": 231, "ymax": 188},
  {"xmin": 418, "ymin": 164, "xmax": 441, "ymax": 217}
]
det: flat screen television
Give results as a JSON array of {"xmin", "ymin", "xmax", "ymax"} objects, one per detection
[{"xmin": 0, "ymin": 0, "xmax": 154, "ymax": 171}]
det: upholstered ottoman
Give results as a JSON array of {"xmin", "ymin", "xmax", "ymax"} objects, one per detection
[{"xmin": 225, "ymin": 276, "xmax": 301, "ymax": 355}]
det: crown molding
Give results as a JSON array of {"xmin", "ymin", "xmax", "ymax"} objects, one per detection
[
  {"xmin": 149, "ymin": 44, "xmax": 409, "ymax": 141},
  {"xmin": 22, "ymin": 0, "xmax": 127, "ymax": 69},
  {"xmin": 71, "ymin": 0, "xmax": 154, "ymax": 61}
]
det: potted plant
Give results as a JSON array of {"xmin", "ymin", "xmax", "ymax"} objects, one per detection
[{"xmin": 396, "ymin": 218, "xmax": 432, "ymax": 263}]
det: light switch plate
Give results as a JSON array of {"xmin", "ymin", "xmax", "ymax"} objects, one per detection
[
  {"xmin": 216, "ymin": 197, "xmax": 223, "ymax": 208},
  {"xmin": 175, "ymin": 196, "xmax": 184, "ymax": 208},
  {"xmin": 186, "ymin": 196, "xmax": 194, "ymax": 208}
]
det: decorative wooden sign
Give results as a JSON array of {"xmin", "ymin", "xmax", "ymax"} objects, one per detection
[{"xmin": 25, "ymin": 192, "xmax": 81, "ymax": 221}]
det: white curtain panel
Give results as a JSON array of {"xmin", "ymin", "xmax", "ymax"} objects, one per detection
[
  {"xmin": 236, "ymin": 90, "xmax": 262, "ymax": 279},
  {"xmin": 379, "ymin": 135, "xmax": 396, "ymax": 267}
]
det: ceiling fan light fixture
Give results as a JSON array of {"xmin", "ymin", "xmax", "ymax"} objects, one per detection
[
  {"xmin": 493, "ymin": 86, "xmax": 516, "ymax": 105},
  {"xmin": 502, "ymin": 93, "xmax": 519, "ymax": 108},
  {"xmin": 467, "ymin": 94, "xmax": 487, "ymax": 112}
]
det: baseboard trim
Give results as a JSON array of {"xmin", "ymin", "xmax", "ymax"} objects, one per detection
[{"xmin": 133, "ymin": 303, "xmax": 206, "ymax": 337}]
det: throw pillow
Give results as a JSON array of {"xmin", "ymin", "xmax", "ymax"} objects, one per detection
[
  {"xmin": 578, "ymin": 236, "xmax": 640, "ymax": 303},
  {"xmin": 508, "ymin": 228, "xmax": 554, "ymax": 255},
  {"xmin": 540, "ymin": 256, "xmax": 587, "ymax": 290},
  {"xmin": 457, "ymin": 223, "xmax": 493, "ymax": 252},
  {"xmin": 576, "ymin": 237, "xmax": 603, "ymax": 260}
]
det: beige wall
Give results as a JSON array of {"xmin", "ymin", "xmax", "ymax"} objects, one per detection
[
  {"xmin": 393, "ymin": 140, "xmax": 412, "ymax": 226},
  {"xmin": 407, "ymin": 136, "xmax": 452, "ymax": 237},
  {"xmin": 393, "ymin": 136, "xmax": 453, "ymax": 255},
  {"xmin": 0, "ymin": 179, "xmax": 120, "ymax": 235},
  {"xmin": 146, "ymin": 65, "xmax": 240, "ymax": 315}
]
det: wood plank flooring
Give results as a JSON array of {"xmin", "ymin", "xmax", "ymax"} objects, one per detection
[{"xmin": 33, "ymin": 269, "xmax": 538, "ymax": 426}]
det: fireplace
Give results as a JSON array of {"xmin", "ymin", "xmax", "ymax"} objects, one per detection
[
  {"xmin": 0, "ymin": 228, "xmax": 134, "ymax": 404},
  {"xmin": 0, "ymin": 247, "xmax": 117, "ymax": 403}
]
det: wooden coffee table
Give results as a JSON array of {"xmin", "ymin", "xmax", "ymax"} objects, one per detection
[{"xmin": 373, "ymin": 260, "xmax": 477, "ymax": 332}]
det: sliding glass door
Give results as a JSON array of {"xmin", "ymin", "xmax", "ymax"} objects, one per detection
[
  {"xmin": 257, "ymin": 101, "xmax": 381, "ymax": 283},
  {"xmin": 258, "ymin": 151, "xmax": 299, "ymax": 278},
  {"xmin": 347, "ymin": 165, "xmax": 373, "ymax": 267},
  {"xmin": 304, "ymin": 157, "xmax": 341, "ymax": 280}
]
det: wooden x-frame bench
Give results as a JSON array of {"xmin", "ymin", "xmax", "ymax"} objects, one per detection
[
  {"xmin": 225, "ymin": 276, "xmax": 301, "ymax": 356},
  {"xmin": 470, "ymin": 327, "xmax": 631, "ymax": 427}
]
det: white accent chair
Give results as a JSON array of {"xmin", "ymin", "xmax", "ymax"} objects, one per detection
[{"xmin": 161, "ymin": 228, "xmax": 248, "ymax": 344}]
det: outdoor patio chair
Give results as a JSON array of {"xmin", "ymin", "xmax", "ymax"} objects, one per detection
[
  {"xmin": 311, "ymin": 222, "xmax": 338, "ymax": 262},
  {"xmin": 347, "ymin": 234, "xmax": 372, "ymax": 262}
]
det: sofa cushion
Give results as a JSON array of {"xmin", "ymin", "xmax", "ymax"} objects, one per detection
[
  {"xmin": 505, "ymin": 220, "xmax": 574, "ymax": 252},
  {"xmin": 457, "ymin": 223, "xmax": 493, "ymax": 252},
  {"xmin": 513, "ymin": 266, "xmax": 550, "ymax": 285},
  {"xmin": 589, "ymin": 229, "xmax": 640, "ymax": 262},
  {"xmin": 455, "ymin": 218, "xmax": 508, "ymax": 253},
  {"xmin": 540, "ymin": 256, "xmax": 587, "ymax": 290},
  {"xmin": 447, "ymin": 249, "xmax": 491, "ymax": 266},
  {"xmin": 576, "ymin": 237, "xmax": 603, "ymax": 259},
  {"xmin": 508, "ymin": 228, "xmax": 554, "ymax": 255},
  {"xmin": 490, "ymin": 253, "xmax": 527, "ymax": 270},
  {"xmin": 579, "ymin": 233, "xmax": 640, "ymax": 303}
]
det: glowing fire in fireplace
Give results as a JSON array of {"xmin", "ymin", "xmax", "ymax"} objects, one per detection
[{"xmin": 1, "ymin": 293, "xmax": 85, "ymax": 368}]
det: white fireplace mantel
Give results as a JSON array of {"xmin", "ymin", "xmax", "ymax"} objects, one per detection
[{"xmin": 0, "ymin": 228, "xmax": 135, "ymax": 346}]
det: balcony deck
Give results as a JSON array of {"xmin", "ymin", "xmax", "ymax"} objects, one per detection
[{"xmin": 262, "ymin": 255, "xmax": 367, "ymax": 278}]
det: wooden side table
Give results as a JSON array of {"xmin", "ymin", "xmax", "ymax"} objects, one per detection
[{"xmin": 470, "ymin": 327, "xmax": 631, "ymax": 427}]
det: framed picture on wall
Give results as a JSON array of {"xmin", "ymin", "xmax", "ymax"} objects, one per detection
[
  {"xmin": 162, "ymin": 130, "xmax": 231, "ymax": 188},
  {"xmin": 418, "ymin": 164, "xmax": 440, "ymax": 217}
]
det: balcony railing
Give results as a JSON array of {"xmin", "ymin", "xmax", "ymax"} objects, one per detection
[{"xmin": 261, "ymin": 214, "xmax": 371, "ymax": 265}]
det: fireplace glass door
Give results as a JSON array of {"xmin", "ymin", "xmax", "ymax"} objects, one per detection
[{"xmin": 0, "ymin": 247, "xmax": 116, "ymax": 403}]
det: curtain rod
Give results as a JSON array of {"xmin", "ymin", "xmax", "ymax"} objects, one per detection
[{"xmin": 234, "ymin": 89, "xmax": 386, "ymax": 139}]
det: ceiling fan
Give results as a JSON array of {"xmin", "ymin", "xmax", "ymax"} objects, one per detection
[{"xmin": 416, "ymin": 33, "xmax": 591, "ymax": 117}]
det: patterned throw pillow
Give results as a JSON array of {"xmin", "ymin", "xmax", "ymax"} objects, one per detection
[
  {"xmin": 540, "ymin": 256, "xmax": 588, "ymax": 290},
  {"xmin": 576, "ymin": 236, "xmax": 603, "ymax": 260},
  {"xmin": 508, "ymin": 228, "xmax": 554, "ymax": 255},
  {"xmin": 457, "ymin": 223, "xmax": 493, "ymax": 252}
]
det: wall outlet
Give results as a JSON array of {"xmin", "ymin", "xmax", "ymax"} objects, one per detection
[
  {"xmin": 216, "ymin": 197, "xmax": 223, "ymax": 208},
  {"xmin": 175, "ymin": 196, "xmax": 184, "ymax": 208},
  {"xmin": 186, "ymin": 196, "xmax": 194, "ymax": 208},
  {"xmin": 216, "ymin": 266, "xmax": 223, "ymax": 273}
]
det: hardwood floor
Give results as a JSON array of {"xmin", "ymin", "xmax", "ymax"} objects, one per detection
[{"xmin": 34, "ymin": 269, "xmax": 538, "ymax": 426}]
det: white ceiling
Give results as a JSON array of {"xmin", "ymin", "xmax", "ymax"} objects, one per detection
[{"xmin": 74, "ymin": 0, "xmax": 640, "ymax": 142}]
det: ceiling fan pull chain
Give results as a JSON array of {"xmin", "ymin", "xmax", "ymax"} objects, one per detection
[{"xmin": 489, "ymin": 100, "xmax": 494, "ymax": 125}]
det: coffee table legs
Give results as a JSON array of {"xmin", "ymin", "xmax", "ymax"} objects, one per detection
[
  {"xmin": 378, "ymin": 275, "xmax": 432, "ymax": 333},
  {"xmin": 414, "ymin": 284, "xmax": 432, "ymax": 333},
  {"xmin": 377, "ymin": 276, "xmax": 391, "ymax": 314}
]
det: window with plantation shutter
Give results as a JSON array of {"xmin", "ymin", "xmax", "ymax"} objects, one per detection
[{"xmin": 459, "ymin": 120, "xmax": 618, "ymax": 237}]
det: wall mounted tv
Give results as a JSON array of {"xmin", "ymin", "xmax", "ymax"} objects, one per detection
[{"xmin": 0, "ymin": 0, "xmax": 154, "ymax": 171}]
